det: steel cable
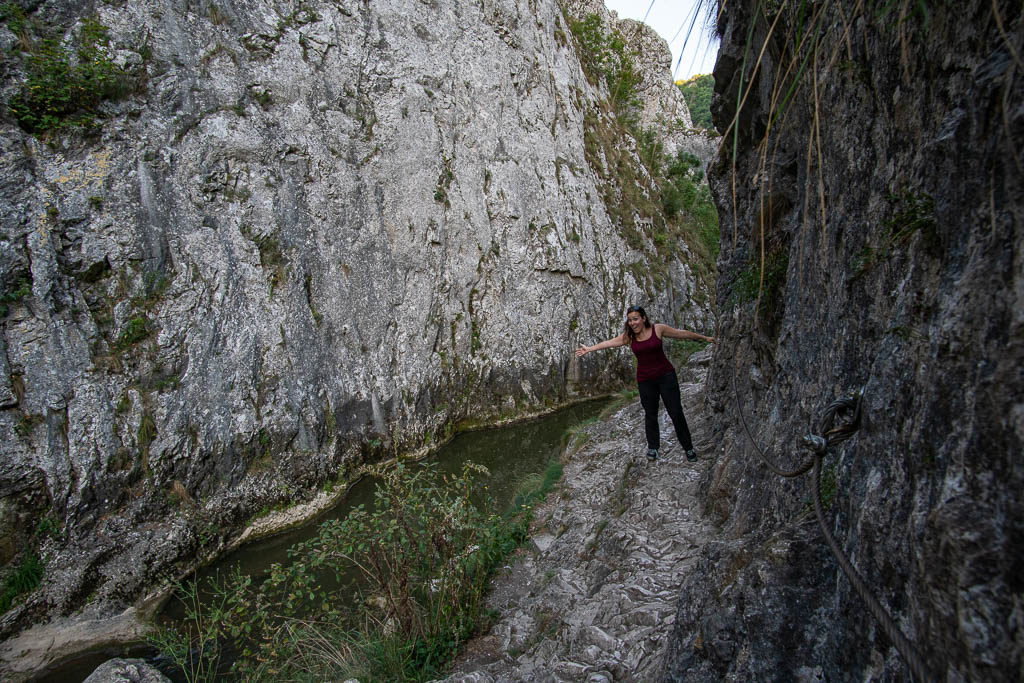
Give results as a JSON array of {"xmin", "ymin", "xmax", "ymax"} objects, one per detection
[
  {"xmin": 731, "ymin": 370, "xmax": 936, "ymax": 681},
  {"xmin": 732, "ymin": 371, "xmax": 815, "ymax": 476}
]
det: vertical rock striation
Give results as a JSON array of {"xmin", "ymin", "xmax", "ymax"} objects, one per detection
[
  {"xmin": 665, "ymin": 1, "xmax": 1022, "ymax": 680},
  {"xmin": 0, "ymin": 0, "xmax": 711, "ymax": 659}
]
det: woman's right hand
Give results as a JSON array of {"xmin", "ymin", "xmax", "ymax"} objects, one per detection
[{"xmin": 575, "ymin": 345, "xmax": 589, "ymax": 357}]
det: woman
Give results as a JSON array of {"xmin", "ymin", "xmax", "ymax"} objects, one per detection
[{"xmin": 576, "ymin": 305, "xmax": 714, "ymax": 461}]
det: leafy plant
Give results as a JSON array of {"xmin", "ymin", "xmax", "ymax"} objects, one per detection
[
  {"xmin": 885, "ymin": 190, "xmax": 936, "ymax": 242},
  {"xmin": 0, "ymin": 277, "xmax": 31, "ymax": 316},
  {"xmin": 569, "ymin": 13, "xmax": 641, "ymax": 115},
  {"xmin": 0, "ymin": 553, "xmax": 43, "ymax": 613},
  {"xmin": 852, "ymin": 190, "xmax": 937, "ymax": 276},
  {"xmin": 148, "ymin": 571, "xmax": 248, "ymax": 682},
  {"xmin": 8, "ymin": 16, "xmax": 134, "ymax": 134},
  {"xmin": 731, "ymin": 250, "xmax": 789, "ymax": 321},
  {"xmin": 137, "ymin": 411, "xmax": 156, "ymax": 455},
  {"xmin": 434, "ymin": 158, "xmax": 454, "ymax": 209},
  {"xmin": 116, "ymin": 316, "xmax": 149, "ymax": 348},
  {"xmin": 1, "ymin": 3, "xmax": 28, "ymax": 31},
  {"xmin": 677, "ymin": 73, "xmax": 715, "ymax": 130},
  {"xmin": 668, "ymin": 339, "xmax": 710, "ymax": 368},
  {"xmin": 154, "ymin": 459, "xmax": 551, "ymax": 681}
]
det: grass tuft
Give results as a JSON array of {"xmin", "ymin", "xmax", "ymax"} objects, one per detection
[{"xmin": 0, "ymin": 553, "xmax": 43, "ymax": 614}]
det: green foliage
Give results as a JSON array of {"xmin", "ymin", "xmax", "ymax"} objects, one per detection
[
  {"xmin": 677, "ymin": 73, "xmax": 715, "ymax": 130},
  {"xmin": 35, "ymin": 515, "xmax": 60, "ymax": 540},
  {"xmin": 634, "ymin": 127, "xmax": 664, "ymax": 176},
  {"xmin": 116, "ymin": 316, "xmax": 149, "ymax": 348},
  {"xmin": 661, "ymin": 150, "xmax": 720, "ymax": 260},
  {"xmin": 1, "ymin": 3, "xmax": 29, "ymax": 35},
  {"xmin": 852, "ymin": 190, "xmax": 937, "ymax": 276},
  {"xmin": 563, "ymin": 417, "xmax": 598, "ymax": 454},
  {"xmin": 732, "ymin": 250, "xmax": 789, "ymax": 319},
  {"xmin": 147, "ymin": 571, "xmax": 246, "ymax": 682},
  {"xmin": 884, "ymin": 190, "xmax": 936, "ymax": 241},
  {"xmin": 0, "ymin": 553, "xmax": 43, "ymax": 613},
  {"xmin": 154, "ymin": 459, "xmax": 553, "ymax": 681},
  {"xmin": 137, "ymin": 411, "xmax": 157, "ymax": 453},
  {"xmin": 569, "ymin": 13, "xmax": 640, "ymax": 115},
  {"xmin": 667, "ymin": 339, "xmax": 710, "ymax": 368},
  {"xmin": 511, "ymin": 459, "xmax": 564, "ymax": 510},
  {"xmin": 7, "ymin": 16, "xmax": 134, "ymax": 134},
  {"xmin": 241, "ymin": 225, "xmax": 288, "ymax": 293},
  {"xmin": 0, "ymin": 277, "xmax": 31, "ymax": 317}
]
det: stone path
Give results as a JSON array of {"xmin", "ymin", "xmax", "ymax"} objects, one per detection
[{"xmin": 438, "ymin": 352, "xmax": 717, "ymax": 682}]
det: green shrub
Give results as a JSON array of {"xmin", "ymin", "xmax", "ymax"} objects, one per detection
[
  {"xmin": 668, "ymin": 339, "xmax": 709, "ymax": 368},
  {"xmin": 677, "ymin": 73, "xmax": 715, "ymax": 130},
  {"xmin": 851, "ymin": 190, "xmax": 937, "ymax": 276},
  {"xmin": 0, "ymin": 2, "xmax": 30, "ymax": 37},
  {"xmin": 0, "ymin": 277, "xmax": 31, "ymax": 317},
  {"xmin": 153, "ymin": 459, "xmax": 550, "ymax": 681},
  {"xmin": 732, "ymin": 250, "xmax": 789, "ymax": 316},
  {"xmin": 7, "ymin": 16, "xmax": 133, "ymax": 134},
  {"xmin": 569, "ymin": 13, "xmax": 640, "ymax": 115},
  {"xmin": 0, "ymin": 553, "xmax": 43, "ymax": 613},
  {"xmin": 661, "ymin": 150, "xmax": 720, "ymax": 261},
  {"xmin": 116, "ymin": 316, "xmax": 149, "ymax": 348}
]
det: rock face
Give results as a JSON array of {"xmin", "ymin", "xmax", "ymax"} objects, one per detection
[
  {"xmin": 83, "ymin": 658, "xmax": 170, "ymax": 683},
  {"xmin": 664, "ymin": 1, "xmax": 1022, "ymax": 680},
  {"xmin": 0, "ymin": 607, "xmax": 153, "ymax": 681},
  {"xmin": 0, "ymin": 0, "xmax": 711, "ymax": 667}
]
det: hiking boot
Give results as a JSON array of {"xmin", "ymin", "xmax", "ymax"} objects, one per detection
[
  {"xmin": 685, "ymin": 448, "xmax": 697, "ymax": 462},
  {"xmin": 646, "ymin": 448, "xmax": 659, "ymax": 461}
]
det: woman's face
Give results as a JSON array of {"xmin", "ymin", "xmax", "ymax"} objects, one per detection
[{"xmin": 627, "ymin": 311, "xmax": 645, "ymax": 334}]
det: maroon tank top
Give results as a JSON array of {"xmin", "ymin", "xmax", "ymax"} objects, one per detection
[{"xmin": 630, "ymin": 329, "xmax": 675, "ymax": 382}]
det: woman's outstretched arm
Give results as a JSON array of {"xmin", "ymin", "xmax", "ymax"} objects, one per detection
[
  {"xmin": 654, "ymin": 323, "xmax": 715, "ymax": 343},
  {"xmin": 576, "ymin": 332, "xmax": 628, "ymax": 357}
]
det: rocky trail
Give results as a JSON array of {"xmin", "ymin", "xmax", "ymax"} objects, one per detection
[{"xmin": 440, "ymin": 350, "xmax": 717, "ymax": 682}]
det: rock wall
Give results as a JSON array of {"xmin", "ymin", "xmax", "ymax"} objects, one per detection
[
  {"xmin": 665, "ymin": 1, "xmax": 1022, "ymax": 680},
  {"xmin": 0, "ymin": 0, "xmax": 710, "ymax": 652}
]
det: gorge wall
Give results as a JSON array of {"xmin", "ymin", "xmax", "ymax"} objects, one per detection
[
  {"xmin": 665, "ymin": 0, "xmax": 1022, "ymax": 680},
  {"xmin": 0, "ymin": 0, "xmax": 713, "ymax": 659}
]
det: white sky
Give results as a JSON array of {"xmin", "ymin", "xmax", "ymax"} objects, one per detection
[{"xmin": 602, "ymin": 0, "xmax": 719, "ymax": 81}]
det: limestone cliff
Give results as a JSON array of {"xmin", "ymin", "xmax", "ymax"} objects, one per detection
[
  {"xmin": 0, "ymin": 0, "xmax": 710, "ymax": 659},
  {"xmin": 665, "ymin": 1, "xmax": 1022, "ymax": 680}
]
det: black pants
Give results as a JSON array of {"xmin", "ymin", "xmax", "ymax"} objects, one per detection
[{"xmin": 637, "ymin": 370, "xmax": 693, "ymax": 451}]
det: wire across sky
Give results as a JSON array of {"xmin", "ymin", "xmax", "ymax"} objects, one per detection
[{"xmin": 602, "ymin": 0, "xmax": 719, "ymax": 80}]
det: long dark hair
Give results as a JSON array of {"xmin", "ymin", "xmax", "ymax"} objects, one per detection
[{"xmin": 624, "ymin": 305, "xmax": 651, "ymax": 342}]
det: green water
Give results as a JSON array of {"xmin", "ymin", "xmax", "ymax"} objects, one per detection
[{"xmin": 40, "ymin": 398, "xmax": 609, "ymax": 682}]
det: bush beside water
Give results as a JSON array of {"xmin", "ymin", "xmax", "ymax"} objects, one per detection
[{"xmin": 152, "ymin": 457, "xmax": 566, "ymax": 681}]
